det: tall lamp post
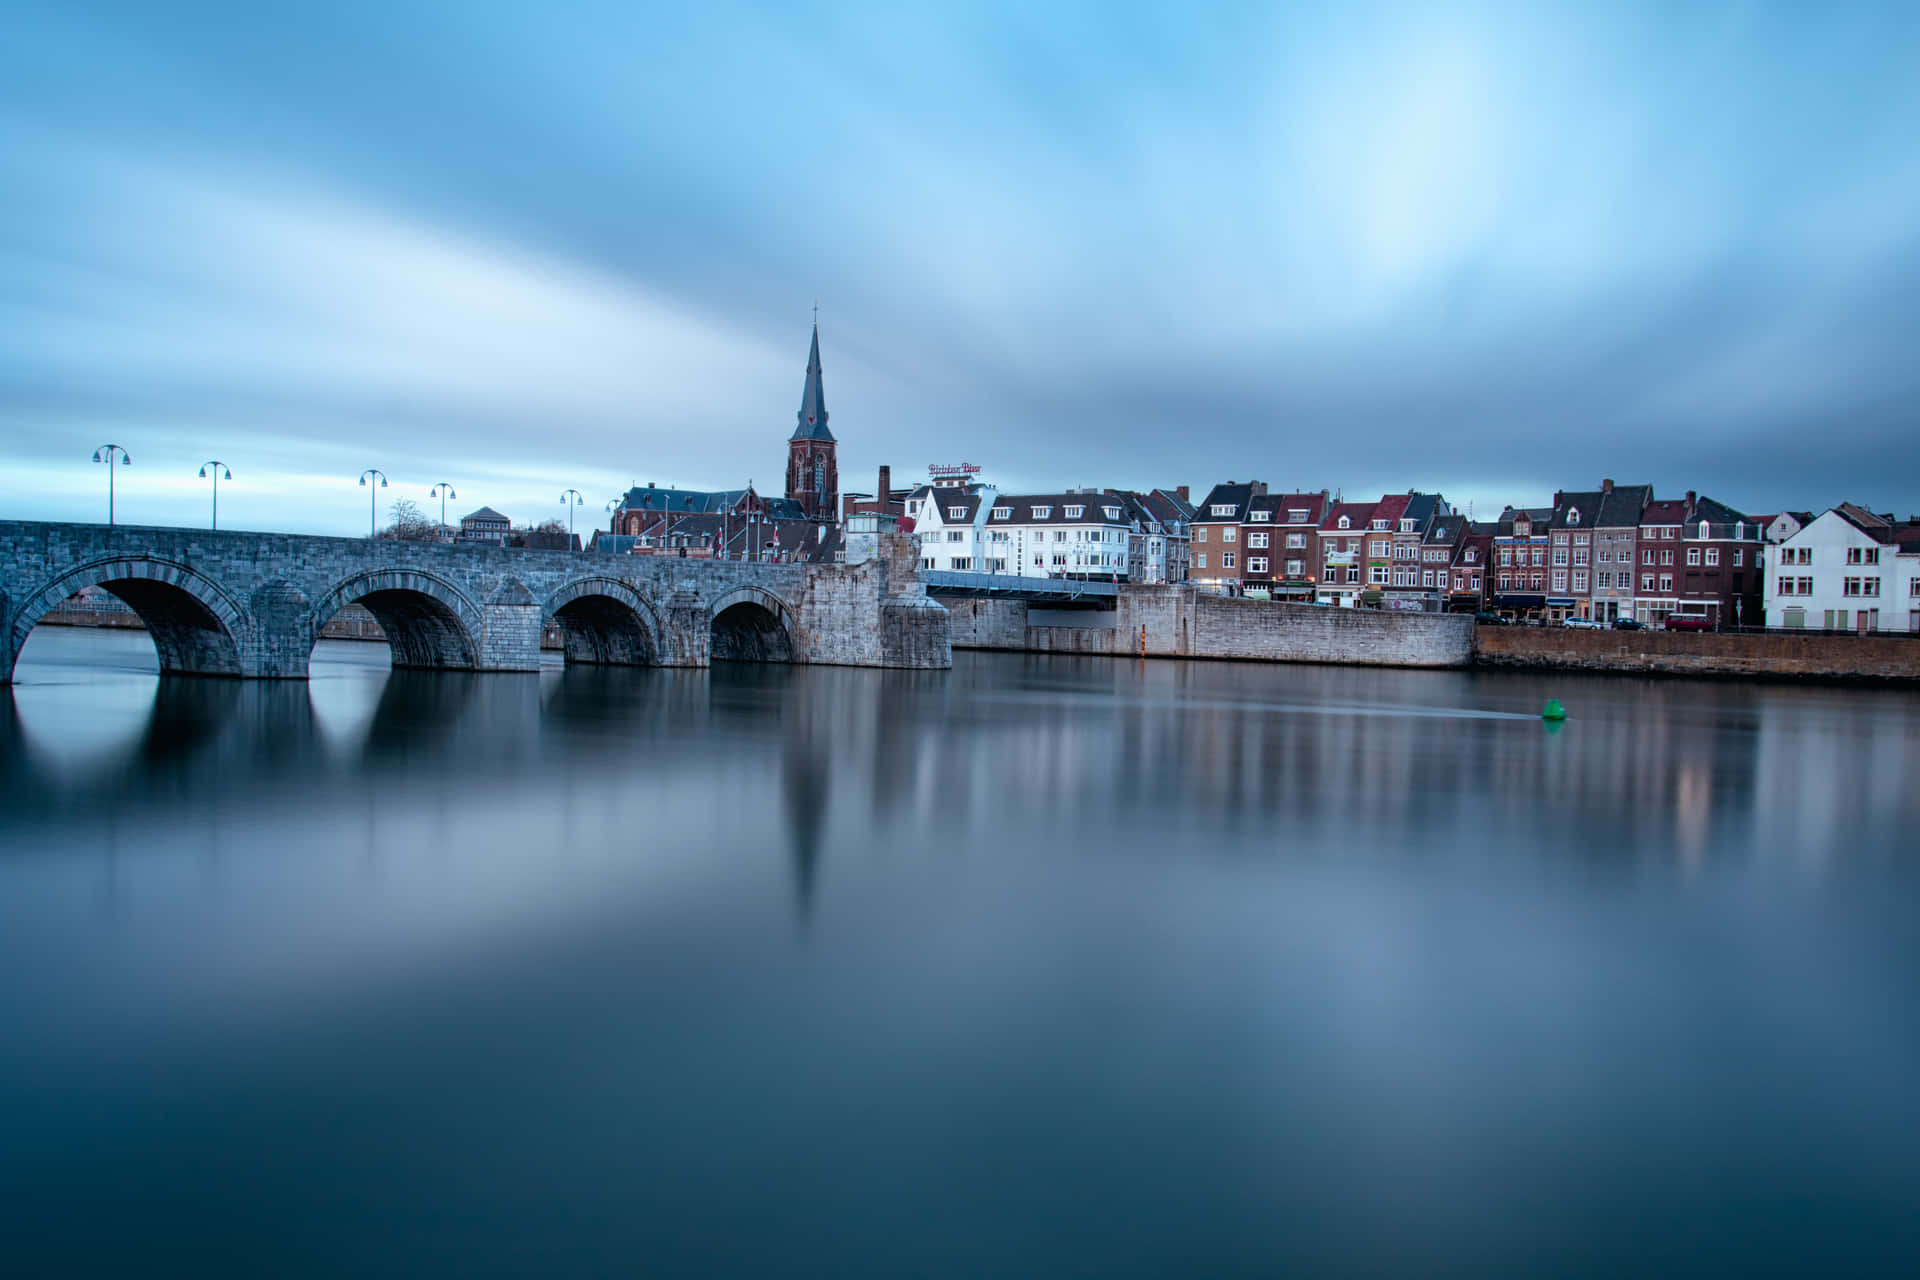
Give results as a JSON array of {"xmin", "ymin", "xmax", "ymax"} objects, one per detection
[
  {"xmin": 198, "ymin": 461, "xmax": 231, "ymax": 530},
  {"xmin": 430, "ymin": 482, "xmax": 458, "ymax": 541},
  {"xmin": 92, "ymin": 444, "xmax": 131, "ymax": 525},
  {"xmin": 359, "ymin": 469, "xmax": 387, "ymax": 538},
  {"xmin": 559, "ymin": 489, "xmax": 583, "ymax": 547}
]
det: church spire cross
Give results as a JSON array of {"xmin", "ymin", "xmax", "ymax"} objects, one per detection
[{"xmin": 790, "ymin": 315, "xmax": 832, "ymax": 442}]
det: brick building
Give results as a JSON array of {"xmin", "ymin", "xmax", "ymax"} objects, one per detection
[{"xmin": 1192, "ymin": 481, "xmax": 1265, "ymax": 593}]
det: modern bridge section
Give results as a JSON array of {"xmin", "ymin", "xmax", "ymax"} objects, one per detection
[
  {"xmin": 0, "ymin": 521, "xmax": 950, "ymax": 681},
  {"xmin": 921, "ymin": 570, "xmax": 1118, "ymax": 606}
]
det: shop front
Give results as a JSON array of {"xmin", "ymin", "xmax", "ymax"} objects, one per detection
[{"xmin": 1492, "ymin": 592, "xmax": 1546, "ymax": 622}]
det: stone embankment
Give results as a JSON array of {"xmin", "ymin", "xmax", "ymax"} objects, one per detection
[
  {"xmin": 938, "ymin": 589, "xmax": 1475, "ymax": 668},
  {"xmin": 1472, "ymin": 626, "xmax": 1920, "ymax": 683}
]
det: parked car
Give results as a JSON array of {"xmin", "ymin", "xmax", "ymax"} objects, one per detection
[
  {"xmin": 1473, "ymin": 612, "xmax": 1506, "ymax": 626},
  {"xmin": 1611, "ymin": 617, "xmax": 1646, "ymax": 631},
  {"xmin": 1562, "ymin": 616, "xmax": 1603, "ymax": 630},
  {"xmin": 1664, "ymin": 614, "xmax": 1713, "ymax": 632}
]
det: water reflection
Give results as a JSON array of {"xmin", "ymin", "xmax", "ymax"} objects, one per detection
[{"xmin": 4, "ymin": 631, "xmax": 1920, "ymax": 1274}]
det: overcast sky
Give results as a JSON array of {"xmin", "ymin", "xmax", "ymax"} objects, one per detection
[{"xmin": 5, "ymin": 0, "xmax": 1918, "ymax": 535}]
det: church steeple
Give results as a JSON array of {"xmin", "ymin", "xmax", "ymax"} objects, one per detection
[
  {"xmin": 785, "ymin": 319, "xmax": 838, "ymax": 522},
  {"xmin": 791, "ymin": 322, "xmax": 833, "ymax": 442}
]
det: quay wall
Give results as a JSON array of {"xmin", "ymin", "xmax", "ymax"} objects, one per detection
[
  {"xmin": 1472, "ymin": 626, "xmax": 1920, "ymax": 682},
  {"xmin": 937, "ymin": 589, "xmax": 1474, "ymax": 668}
]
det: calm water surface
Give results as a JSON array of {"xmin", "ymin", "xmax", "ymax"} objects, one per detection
[{"xmin": 3, "ymin": 627, "xmax": 1919, "ymax": 1275}]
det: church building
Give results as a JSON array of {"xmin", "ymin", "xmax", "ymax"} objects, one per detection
[{"xmin": 785, "ymin": 322, "xmax": 838, "ymax": 522}]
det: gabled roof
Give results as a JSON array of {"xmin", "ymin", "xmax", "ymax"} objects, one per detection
[
  {"xmin": 1690, "ymin": 495, "xmax": 1747, "ymax": 525},
  {"xmin": 461, "ymin": 506, "xmax": 510, "ymax": 523},
  {"xmin": 1196, "ymin": 482, "xmax": 1260, "ymax": 521},
  {"xmin": 790, "ymin": 323, "xmax": 833, "ymax": 442},
  {"xmin": 1399, "ymin": 492, "xmax": 1443, "ymax": 529},
  {"xmin": 1550, "ymin": 489, "xmax": 1606, "ymax": 530},
  {"xmin": 1148, "ymin": 487, "xmax": 1197, "ymax": 521},
  {"xmin": 925, "ymin": 490, "xmax": 986, "ymax": 523},
  {"xmin": 1320, "ymin": 501, "xmax": 1377, "ymax": 531},
  {"xmin": 1640, "ymin": 499, "xmax": 1689, "ymax": 525},
  {"xmin": 1424, "ymin": 514, "xmax": 1468, "ymax": 545},
  {"xmin": 1250, "ymin": 491, "xmax": 1331, "ymax": 524},
  {"xmin": 988, "ymin": 494, "xmax": 1131, "ymax": 526},
  {"xmin": 1372, "ymin": 493, "xmax": 1411, "ymax": 524},
  {"xmin": 1596, "ymin": 484, "xmax": 1653, "ymax": 528},
  {"xmin": 1496, "ymin": 506, "xmax": 1553, "ymax": 534},
  {"xmin": 621, "ymin": 485, "xmax": 749, "ymax": 514}
]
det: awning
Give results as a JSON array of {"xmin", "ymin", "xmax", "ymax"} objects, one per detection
[
  {"xmin": 1493, "ymin": 594, "xmax": 1546, "ymax": 609},
  {"xmin": 1546, "ymin": 597, "xmax": 1578, "ymax": 607}
]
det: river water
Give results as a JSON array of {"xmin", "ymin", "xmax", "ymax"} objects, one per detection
[{"xmin": 3, "ymin": 627, "xmax": 1918, "ymax": 1274}]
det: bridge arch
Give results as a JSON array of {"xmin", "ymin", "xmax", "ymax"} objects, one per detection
[
  {"xmin": 7, "ymin": 556, "xmax": 248, "ymax": 681},
  {"xmin": 310, "ymin": 569, "xmax": 483, "ymax": 670},
  {"xmin": 544, "ymin": 577, "xmax": 664, "ymax": 667},
  {"xmin": 709, "ymin": 585, "xmax": 797, "ymax": 664}
]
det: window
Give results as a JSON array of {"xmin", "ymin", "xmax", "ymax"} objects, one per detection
[
  {"xmin": 1372, "ymin": 519, "xmax": 1390, "ymax": 531},
  {"xmin": 1400, "ymin": 519, "xmax": 1416, "ymax": 532},
  {"xmin": 1286, "ymin": 532, "xmax": 1305, "ymax": 548},
  {"xmin": 1531, "ymin": 573, "xmax": 1543, "ymax": 589},
  {"xmin": 1033, "ymin": 506, "xmax": 1051, "ymax": 519},
  {"xmin": 1661, "ymin": 549, "xmax": 1674, "ymax": 566},
  {"xmin": 1776, "ymin": 577, "xmax": 1794, "ymax": 596},
  {"xmin": 1596, "ymin": 572, "xmax": 1610, "ymax": 589},
  {"xmin": 1247, "ymin": 557, "xmax": 1268, "ymax": 572},
  {"xmin": 1573, "ymin": 548, "xmax": 1589, "ymax": 565},
  {"xmin": 1211, "ymin": 504, "xmax": 1235, "ymax": 517},
  {"xmin": 989, "ymin": 558, "xmax": 1007, "ymax": 573},
  {"xmin": 1499, "ymin": 548, "xmax": 1513, "ymax": 566},
  {"xmin": 1103, "ymin": 506, "xmax": 1121, "ymax": 520},
  {"xmin": 1054, "ymin": 531, "xmax": 1067, "ymax": 542},
  {"xmin": 950, "ymin": 557, "xmax": 973, "ymax": 571},
  {"xmin": 1422, "ymin": 570, "xmax": 1436, "ymax": 588},
  {"xmin": 1195, "ymin": 553, "xmax": 1207, "ymax": 569},
  {"xmin": 1194, "ymin": 527, "xmax": 1207, "ymax": 542},
  {"xmin": 1912, "ymin": 578, "xmax": 1920, "ymax": 598},
  {"xmin": 1247, "ymin": 531, "xmax": 1269, "ymax": 548},
  {"xmin": 1064, "ymin": 505, "xmax": 1084, "ymax": 519},
  {"xmin": 1567, "ymin": 508, "xmax": 1582, "ymax": 525},
  {"xmin": 1642, "ymin": 549, "xmax": 1654, "ymax": 565},
  {"xmin": 946, "ymin": 530, "xmax": 965, "ymax": 542},
  {"xmin": 1687, "ymin": 548, "xmax": 1702, "ymax": 566},
  {"xmin": 992, "ymin": 506, "xmax": 1011, "ymax": 519},
  {"xmin": 1573, "ymin": 571, "xmax": 1588, "ymax": 592},
  {"xmin": 1660, "ymin": 575, "xmax": 1673, "ymax": 593},
  {"xmin": 1847, "ymin": 546, "xmax": 1881, "ymax": 565},
  {"xmin": 1286, "ymin": 559, "xmax": 1303, "ymax": 576},
  {"xmin": 1843, "ymin": 577, "xmax": 1881, "ymax": 597},
  {"xmin": 1531, "ymin": 550, "xmax": 1544, "ymax": 567},
  {"xmin": 1705, "ymin": 548, "xmax": 1719, "ymax": 566},
  {"xmin": 1337, "ymin": 516, "xmax": 1351, "ymax": 529},
  {"xmin": 1733, "ymin": 549, "xmax": 1743, "ymax": 566},
  {"xmin": 1552, "ymin": 572, "xmax": 1568, "ymax": 592},
  {"xmin": 948, "ymin": 506, "xmax": 967, "ymax": 519},
  {"xmin": 1347, "ymin": 567, "xmax": 1360, "ymax": 583},
  {"xmin": 1222, "ymin": 527, "xmax": 1237, "ymax": 543},
  {"xmin": 1250, "ymin": 510, "xmax": 1271, "ymax": 522},
  {"xmin": 1499, "ymin": 574, "xmax": 1513, "ymax": 590},
  {"xmin": 1642, "ymin": 574, "xmax": 1655, "ymax": 591},
  {"xmin": 1574, "ymin": 532, "xmax": 1590, "ymax": 545},
  {"xmin": 1287, "ymin": 509, "xmax": 1308, "ymax": 523},
  {"xmin": 1222, "ymin": 552, "xmax": 1236, "ymax": 569},
  {"xmin": 1553, "ymin": 548, "xmax": 1569, "ymax": 566},
  {"xmin": 1370, "ymin": 539, "xmax": 1389, "ymax": 557},
  {"xmin": 1798, "ymin": 577, "xmax": 1813, "ymax": 594},
  {"xmin": 923, "ymin": 558, "xmax": 936, "ymax": 571},
  {"xmin": 1370, "ymin": 566, "xmax": 1389, "ymax": 584}
]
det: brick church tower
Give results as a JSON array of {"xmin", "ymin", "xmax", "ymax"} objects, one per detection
[{"xmin": 786, "ymin": 322, "xmax": 838, "ymax": 522}]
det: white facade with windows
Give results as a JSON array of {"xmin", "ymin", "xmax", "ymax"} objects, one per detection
[
  {"xmin": 985, "ymin": 493, "xmax": 1137, "ymax": 581},
  {"xmin": 905, "ymin": 481, "xmax": 996, "ymax": 573},
  {"xmin": 1764, "ymin": 505, "xmax": 1920, "ymax": 632}
]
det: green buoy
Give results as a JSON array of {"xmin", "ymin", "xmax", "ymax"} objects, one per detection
[{"xmin": 1541, "ymin": 699, "xmax": 1567, "ymax": 721}]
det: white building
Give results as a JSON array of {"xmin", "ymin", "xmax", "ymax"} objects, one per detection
[
  {"xmin": 905, "ymin": 480, "xmax": 996, "ymax": 572},
  {"xmin": 985, "ymin": 492, "xmax": 1135, "ymax": 581},
  {"xmin": 1765, "ymin": 504, "xmax": 1920, "ymax": 632}
]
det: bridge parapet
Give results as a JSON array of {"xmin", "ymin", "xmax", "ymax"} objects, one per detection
[{"xmin": 1, "ymin": 521, "xmax": 950, "ymax": 681}]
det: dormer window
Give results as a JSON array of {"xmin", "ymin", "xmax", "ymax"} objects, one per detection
[
  {"xmin": 1699, "ymin": 521, "xmax": 1710, "ymax": 539},
  {"xmin": 1210, "ymin": 504, "xmax": 1235, "ymax": 518},
  {"xmin": 1102, "ymin": 506, "xmax": 1121, "ymax": 520},
  {"xmin": 1371, "ymin": 519, "xmax": 1390, "ymax": 531},
  {"xmin": 1063, "ymin": 505, "xmax": 1085, "ymax": 519},
  {"xmin": 1400, "ymin": 519, "xmax": 1415, "ymax": 533},
  {"xmin": 1337, "ymin": 516, "xmax": 1350, "ymax": 529},
  {"xmin": 1251, "ymin": 510, "xmax": 1271, "ymax": 521},
  {"xmin": 948, "ymin": 506, "xmax": 967, "ymax": 519},
  {"xmin": 1287, "ymin": 509, "xmax": 1308, "ymax": 523},
  {"xmin": 1032, "ymin": 505, "xmax": 1052, "ymax": 519},
  {"xmin": 992, "ymin": 506, "xmax": 1011, "ymax": 519},
  {"xmin": 1568, "ymin": 509, "xmax": 1581, "ymax": 526}
]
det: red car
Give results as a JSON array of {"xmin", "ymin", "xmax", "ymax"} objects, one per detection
[{"xmin": 1663, "ymin": 614, "xmax": 1713, "ymax": 632}]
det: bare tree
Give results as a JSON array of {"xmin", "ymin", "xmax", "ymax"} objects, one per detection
[
  {"xmin": 533, "ymin": 518, "xmax": 568, "ymax": 535},
  {"xmin": 381, "ymin": 497, "xmax": 441, "ymax": 542}
]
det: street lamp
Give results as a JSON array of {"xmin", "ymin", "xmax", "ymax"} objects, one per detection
[
  {"xmin": 198, "ymin": 461, "xmax": 231, "ymax": 530},
  {"xmin": 559, "ymin": 489, "xmax": 583, "ymax": 546},
  {"xmin": 430, "ymin": 482, "xmax": 458, "ymax": 539},
  {"xmin": 92, "ymin": 444, "xmax": 131, "ymax": 525},
  {"xmin": 359, "ymin": 469, "xmax": 387, "ymax": 538}
]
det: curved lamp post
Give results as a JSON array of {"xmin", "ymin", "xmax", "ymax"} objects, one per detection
[
  {"xmin": 559, "ymin": 489, "xmax": 583, "ymax": 546},
  {"xmin": 92, "ymin": 444, "xmax": 131, "ymax": 525},
  {"xmin": 198, "ymin": 461, "xmax": 231, "ymax": 530},
  {"xmin": 359, "ymin": 469, "xmax": 387, "ymax": 538},
  {"xmin": 430, "ymin": 482, "xmax": 458, "ymax": 540}
]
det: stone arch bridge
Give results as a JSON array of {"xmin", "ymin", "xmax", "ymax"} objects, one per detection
[{"xmin": 0, "ymin": 522, "xmax": 951, "ymax": 682}]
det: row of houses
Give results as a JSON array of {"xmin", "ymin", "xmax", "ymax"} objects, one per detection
[
  {"xmin": 1763, "ymin": 504, "xmax": 1920, "ymax": 633},
  {"xmin": 1185, "ymin": 479, "xmax": 1772, "ymax": 625},
  {"xmin": 899, "ymin": 477, "xmax": 1197, "ymax": 585}
]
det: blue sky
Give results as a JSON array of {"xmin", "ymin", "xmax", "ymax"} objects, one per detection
[{"xmin": 4, "ymin": 0, "xmax": 1918, "ymax": 534}]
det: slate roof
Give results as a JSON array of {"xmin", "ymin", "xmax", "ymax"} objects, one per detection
[
  {"xmin": 1372, "ymin": 493, "xmax": 1412, "ymax": 526},
  {"xmin": 1196, "ymin": 482, "xmax": 1260, "ymax": 522},
  {"xmin": 1320, "ymin": 501, "xmax": 1378, "ymax": 532},
  {"xmin": 987, "ymin": 494, "xmax": 1132, "ymax": 526},
  {"xmin": 1595, "ymin": 484, "xmax": 1653, "ymax": 528},
  {"xmin": 1424, "ymin": 514, "xmax": 1469, "ymax": 546},
  {"xmin": 1690, "ymin": 495, "xmax": 1747, "ymax": 525},
  {"xmin": 921, "ymin": 488, "xmax": 986, "ymax": 524},
  {"xmin": 1640, "ymin": 499, "xmax": 1690, "ymax": 525},
  {"xmin": 1496, "ymin": 507, "xmax": 1553, "ymax": 534},
  {"xmin": 1550, "ymin": 489, "xmax": 1607, "ymax": 530},
  {"xmin": 1147, "ymin": 488, "xmax": 1198, "ymax": 523},
  {"xmin": 621, "ymin": 486, "xmax": 745, "ymax": 514},
  {"xmin": 790, "ymin": 323, "xmax": 833, "ymax": 442},
  {"xmin": 461, "ymin": 506, "xmax": 510, "ymax": 524}
]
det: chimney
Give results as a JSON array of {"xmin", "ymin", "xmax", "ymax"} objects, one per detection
[
  {"xmin": 877, "ymin": 465, "xmax": 891, "ymax": 503},
  {"xmin": 648, "ymin": 481, "xmax": 655, "ymax": 488},
  {"xmin": 1176, "ymin": 485, "xmax": 1189, "ymax": 502},
  {"xmin": 1602, "ymin": 478, "xmax": 1614, "ymax": 493},
  {"xmin": 1252, "ymin": 481, "xmax": 1268, "ymax": 497},
  {"xmin": 1685, "ymin": 490, "xmax": 1697, "ymax": 509}
]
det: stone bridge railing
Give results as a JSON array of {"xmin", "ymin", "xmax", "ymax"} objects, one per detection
[{"xmin": 1, "ymin": 521, "xmax": 950, "ymax": 681}]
